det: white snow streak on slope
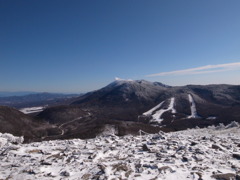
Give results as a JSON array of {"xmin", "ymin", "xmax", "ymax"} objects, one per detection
[
  {"xmin": 20, "ymin": 106, "xmax": 44, "ymax": 114},
  {"xmin": 207, "ymin": 116, "xmax": 217, "ymax": 120},
  {"xmin": 170, "ymin": 97, "xmax": 176, "ymax": 113},
  {"xmin": 151, "ymin": 97, "xmax": 176, "ymax": 124},
  {"xmin": 143, "ymin": 101, "xmax": 164, "ymax": 116},
  {"xmin": 188, "ymin": 94, "xmax": 200, "ymax": 118}
]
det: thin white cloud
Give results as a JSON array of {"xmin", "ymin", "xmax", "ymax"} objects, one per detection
[{"xmin": 146, "ymin": 62, "xmax": 240, "ymax": 77}]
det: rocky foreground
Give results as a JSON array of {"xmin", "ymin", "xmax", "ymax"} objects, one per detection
[{"xmin": 0, "ymin": 122, "xmax": 240, "ymax": 180}]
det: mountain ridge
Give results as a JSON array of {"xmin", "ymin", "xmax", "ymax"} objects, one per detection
[{"xmin": 0, "ymin": 79, "xmax": 240, "ymax": 141}]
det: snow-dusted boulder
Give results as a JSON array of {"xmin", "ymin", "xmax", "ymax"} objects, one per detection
[
  {"xmin": 226, "ymin": 121, "xmax": 239, "ymax": 128},
  {"xmin": 0, "ymin": 133, "xmax": 24, "ymax": 147}
]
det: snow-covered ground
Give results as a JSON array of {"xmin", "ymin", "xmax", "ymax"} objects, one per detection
[
  {"xmin": 19, "ymin": 106, "xmax": 45, "ymax": 114},
  {"xmin": 0, "ymin": 122, "xmax": 240, "ymax": 180}
]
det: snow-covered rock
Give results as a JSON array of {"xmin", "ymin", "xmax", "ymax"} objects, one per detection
[
  {"xmin": 0, "ymin": 133, "xmax": 23, "ymax": 148},
  {"xmin": 0, "ymin": 123, "xmax": 240, "ymax": 179}
]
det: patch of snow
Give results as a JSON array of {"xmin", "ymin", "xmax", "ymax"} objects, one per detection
[
  {"xmin": 20, "ymin": 106, "xmax": 45, "ymax": 114},
  {"xmin": 99, "ymin": 125, "xmax": 117, "ymax": 137},
  {"xmin": 143, "ymin": 101, "xmax": 164, "ymax": 116},
  {"xmin": 169, "ymin": 97, "xmax": 176, "ymax": 114},
  {"xmin": 207, "ymin": 116, "xmax": 217, "ymax": 120},
  {"xmin": 187, "ymin": 94, "xmax": 200, "ymax": 119}
]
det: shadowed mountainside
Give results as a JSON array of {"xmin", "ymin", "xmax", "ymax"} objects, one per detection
[{"xmin": 0, "ymin": 106, "xmax": 60, "ymax": 142}]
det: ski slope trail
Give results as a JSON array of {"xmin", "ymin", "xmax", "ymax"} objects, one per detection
[
  {"xmin": 143, "ymin": 101, "xmax": 165, "ymax": 116},
  {"xmin": 150, "ymin": 97, "xmax": 176, "ymax": 124},
  {"xmin": 188, "ymin": 94, "xmax": 200, "ymax": 119}
]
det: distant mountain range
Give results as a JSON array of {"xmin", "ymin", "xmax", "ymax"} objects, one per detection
[
  {"xmin": 0, "ymin": 79, "xmax": 240, "ymax": 142},
  {"xmin": 0, "ymin": 92, "xmax": 81, "ymax": 108},
  {"xmin": 0, "ymin": 91, "xmax": 38, "ymax": 97}
]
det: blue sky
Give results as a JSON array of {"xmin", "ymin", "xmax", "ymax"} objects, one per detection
[{"xmin": 1, "ymin": 0, "xmax": 240, "ymax": 93}]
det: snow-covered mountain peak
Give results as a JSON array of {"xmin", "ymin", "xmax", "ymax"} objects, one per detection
[
  {"xmin": 110, "ymin": 79, "xmax": 169, "ymax": 89},
  {"xmin": 104, "ymin": 79, "xmax": 169, "ymax": 98},
  {"xmin": 114, "ymin": 77, "xmax": 134, "ymax": 82},
  {"xmin": 107, "ymin": 78, "xmax": 134, "ymax": 88}
]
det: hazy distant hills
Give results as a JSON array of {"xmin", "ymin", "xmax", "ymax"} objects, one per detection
[
  {"xmin": 0, "ymin": 79, "xmax": 240, "ymax": 141},
  {"xmin": 0, "ymin": 91, "xmax": 38, "ymax": 97},
  {"xmin": 0, "ymin": 92, "xmax": 81, "ymax": 108}
]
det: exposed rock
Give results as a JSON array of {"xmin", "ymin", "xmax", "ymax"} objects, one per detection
[
  {"xmin": 212, "ymin": 144, "xmax": 223, "ymax": 151},
  {"xmin": 81, "ymin": 174, "xmax": 91, "ymax": 180},
  {"xmin": 142, "ymin": 144, "xmax": 151, "ymax": 152},
  {"xmin": 195, "ymin": 148, "xmax": 205, "ymax": 154},
  {"xmin": 22, "ymin": 169, "xmax": 36, "ymax": 175},
  {"xmin": 182, "ymin": 156, "xmax": 189, "ymax": 162},
  {"xmin": 40, "ymin": 160, "xmax": 52, "ymax": 166},
  {"xmin": 233, "ymin": 154, "xmax": 240, "ymax": 160},
  {"xmin": 196, "ymin": 172, "xmax": 203, "ymax": 180},
  {"xmin": 212, "ymin": 173, "xmax": 236, "ymax": 180},
  {"xmin": 60, "ymin": 171, "xmax": 70, "ymax": 177},
  {"xmin": 190, "ymin": 141, "xmax": 198, "ymax": 146},
  {"xmin": 28, "ymin": 149, "xmax": 44, "ymax": 154},
  {"xmin": 142, "ymin": 164, "xmax": 158, "ymax": 169},
  {"xmin": 158, "ymin": 166, "xmax": 173, "ymax": 173},
  {"xmin": 112, "ymin": 163, "xmax": 129, "ymax": 172}
]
